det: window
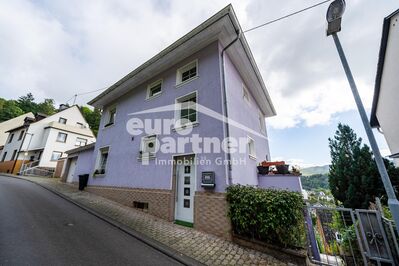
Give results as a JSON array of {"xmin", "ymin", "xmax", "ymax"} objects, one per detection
[
  {"xmin": 175, "ymin": 92, "xmax": 197, "ymax": 127},
  {"xmin": 59, "ymin": 117, "xmax": 67, "ymax": 124},
  {"xmin": 76, "ymin": 122, "xmax": 85, "ymax": 128},
  {"xmin": 259, "ymin": 112, "xmax": 266, "ymax": 133},
  {"xmin": 8, "ymin": 133, "xmax": 14, "ymax": 143},
  {"xmin": 105, "ymin": 106, "xmax": 116, "ymax": 127},
  {"xmin": 75, "ymin": 137, "xmax": 87, "ymax": 147},
  {"xmin": 11, "ymin": 150, "xmax": 18, "ymax": 161},
  {"xmin": 51, "ymin": 151, "xmax": 62, "ymax": 161},
  {"xmin": 140, "ymin": 135, "xmax": 157, "ymax": 158},
  {"xmin": 248, "ymin": 137, "xmax": 256, "ymax": 159},
  {"xmin": 96, "ymin": 147, "xmax": 109, "ymax": 173},
  {"xmin": 243, "ymin": 85, "xmax": 250, "ymax": 102},
  {"xmin": 18, "ymin": 130, "xmax": 24, "ymax": 141},
  {"xmin": 1, "ymin": 152, "xmax": 7, "ymax": 162},
  {"xmin": 147, "ymin": 80, "xmax": 162, "ymax": 99},
  {"xmin": 176, "ymin": 60, "xmax": 198, "ymax": 85},
  {"xmin": 56, "ymin": 132, "xmax": 68, "ymax": 143}
]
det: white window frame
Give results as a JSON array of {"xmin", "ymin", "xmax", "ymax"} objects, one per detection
[
  {"xmin": 59, "ymin": 117, "xmax": 67, "ymax": 124},
  {"xmin": 247, "ymin": 136, "xmax": 256, "ymax": 160},
  {"xmin": 95, "ymin": 146, "xmax": 110, "ymax": 175},
  {"xmin": 259, "ymin": 111, "xmax": 266, "ymax": 134},
  {"xmin": 104, "ymin": 105, "xmax": 116, "ymax": 128},
  {"xmin": 243, "ymin": 85, "xmax": 250, "ymax": 103},
  {"xmin": 75, "ymin": 137, "xmax": 87, "ymax": 147},
  {"xmin": 174, "ymin": 91, "xmax": 198, "ymax": 129},
  {"xmin": 146, "ymin": 79, "xmax": 163, "ymax": 100},
  {"xmin": 51, "ymin": 151, "xmax": 63, "ymax": 161},
  {"xmin": 176, "ymin": 59, "xmax": 198, "ymax": 86},
  {"xmin": 56, "ymin": 132, "xmax": 68, "ymax": 143},
  {"xmin": 140, "ymin": 135, "xmax": 157, "ymax": 159}
]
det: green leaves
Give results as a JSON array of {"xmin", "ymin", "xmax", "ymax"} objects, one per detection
[{"xmin": 226, "ymin": 185, "xmax": 305, "ymax": 248}]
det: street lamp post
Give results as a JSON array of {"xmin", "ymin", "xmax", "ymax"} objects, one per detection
[{"xmin": 326, "ymin": 0, "xmax": 399, "ymax": 233}]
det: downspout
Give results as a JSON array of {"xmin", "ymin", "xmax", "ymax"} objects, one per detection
[{"xmin": 221, "ymin": 29, "xmax": 241, "ymax": 186}]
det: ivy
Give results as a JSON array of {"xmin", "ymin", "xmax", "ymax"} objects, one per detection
[{"xmin": 226, "ymin": 185, "xmax": 306, "ymax": 248}]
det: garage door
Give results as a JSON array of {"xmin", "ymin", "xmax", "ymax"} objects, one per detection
[{"xmin": 66, "ymin": 158, "xmax": 77, "ymax": 183}]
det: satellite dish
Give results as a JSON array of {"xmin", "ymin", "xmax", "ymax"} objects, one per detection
[
  {"xmin": 326, "ymin": 0, "xmax": 346, "ymax": 35},
  {"xmin": 326, "ymin": 0, "xmax": 346, "ymax": 22}
]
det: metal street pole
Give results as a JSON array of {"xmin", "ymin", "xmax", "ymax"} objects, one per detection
[{"xmin": 331, "ymin": 32, "xmax": 399, "ymax": 233}]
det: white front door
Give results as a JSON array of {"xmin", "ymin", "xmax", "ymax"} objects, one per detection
[
  {"xmin": 175, "ymin": 161, "xmax": 195, "ymax": 223},
  {"xmin": 66, "ymin": 158, "xmax": 77, "ymax": 183}
]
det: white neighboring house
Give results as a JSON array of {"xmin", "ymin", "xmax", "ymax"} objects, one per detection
[
  {"xmin": 370, "ymin": 8, "xmax": 399, "ymax": 165},
  {"xmin": 0, "ymin": 112, "xmax": 35, "ymax": 152},
  {"xmin": 0, "ymin": 105, "xmax": 96, "ymax": 175}
]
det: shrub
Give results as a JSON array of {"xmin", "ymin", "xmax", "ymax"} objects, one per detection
[{"xmin": 226, "ymin": 185, "xmax": 306, "ymax": 248}]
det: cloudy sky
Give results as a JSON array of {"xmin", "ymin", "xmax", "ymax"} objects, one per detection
[{"xmin": 1, "ymin": 0, "xmax": 397, "ymax": 167}]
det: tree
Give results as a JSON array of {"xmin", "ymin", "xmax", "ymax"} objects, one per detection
[
  {"xmin": 0, "ymin": 100, "xmax": 24, "ymax": 122},
  {"xmin": 17, "ymin": 93, "xmax": 37, "ymax": 114},
  {"xmin": 37, "ymin": 99, "xmax": 56, "ymax": 115},
  {"xmin": 80, "ymin": 106, "xmax": 102, "ymax": 136},
  {"xmin": 329, "ymin": 123, "xmax": 399, "ymax": 209}
]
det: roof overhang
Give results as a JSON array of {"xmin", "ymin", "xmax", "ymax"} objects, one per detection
[
  {"xmin": 65, "ymin": 142, "xmax": 95, "ymax": 155},
  {"xmin": 88, "ymin": 5, "xmax": 276, "ymax": 117},
  {"xmin": 370, "ymin": 8, "xmax": 399, "ymax": 128}
]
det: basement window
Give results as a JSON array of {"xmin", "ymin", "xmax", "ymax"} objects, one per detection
[{"xmin": 133, "ymin": 201, "xmax": 149, "ymax": 211}]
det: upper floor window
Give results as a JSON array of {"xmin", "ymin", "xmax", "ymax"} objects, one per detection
[
  {"xmin": 1, "ymin": 152, "xmax": 7, "ymax": 162},
  {"xmin": 176, "ymin": 60, "xmax": 198, "ymax": 85},
  {"xmin": 75, "ymin": 137, "xmax": 87, "ymax": 147},
  {"xmin": 76, "ymin": 122, "xmax": 85, "ymax": 128},
  {"xmin": 18, "ymin": 130, "xmax": 24, "ymax": 141},
  {"xmin": 248, "ymin": 136, "xmax": 256, "ymax": 160},
  {"xmin": 259, "ymin": 112, "xmax": 266, "ymax": 134},
  {"xmin": 51, "ymin": 151, "xmax": 62, "ymax": 161},
  {"xmin": 8, "ymin": 133, "xmax": 14, "ymax": 143},
  {"xmin": 59, "ymin": 117, "xmax": 67, "ymax": 124},
  {"xmin": 147, "ymin": 80, "xmax": 162, "ymax": 99},
  {"xmin": 56, "ymin": 132, "xmax": 68, "ymax": 143},
  {"xmin": 105, "ymin": 106, "xmax": 116, "ymax": 127},
  {"xmin": 175, "ymin": 92, "xmax": 197, "ymax": 128}
]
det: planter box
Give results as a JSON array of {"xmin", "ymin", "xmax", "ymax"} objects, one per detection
[
  {"xmin": 276, "ymin": 164, "xmax": 289, "ymax": 175},
  {"xmin": 232, "ymin": 234, "xmax": 309, "ymax": 266},
  {"xmin": 257, "ymin": 166, "xmax": 269, "ymax": 175}
]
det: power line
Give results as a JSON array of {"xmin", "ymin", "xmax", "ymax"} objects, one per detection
[
  {"xmin": 65, "ymin": 87, "xmax": 107, "ymax": 104},
  {"xmin": 243, "ymin": 0, "xmax": 332, "ymax": 33}
]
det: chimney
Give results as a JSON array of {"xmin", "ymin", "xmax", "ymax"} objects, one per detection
[{"xmin": 59, "ymin": 104, "xmax": 69, "ymax": 111}]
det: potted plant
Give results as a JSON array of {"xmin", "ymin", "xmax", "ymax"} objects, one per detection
[
  {"xmin": 276, "ymin": 164, "xmax": 289, "ymax": 174},
  {"xmin": 291, "ymin": 166, "xmax": 301, "ymax": 176},
  {"xmin": 257, "ymin": 163, "xmax": 269, "ymax": 175}
]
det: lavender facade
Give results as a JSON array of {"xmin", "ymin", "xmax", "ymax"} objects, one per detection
[{"xmin": 65, "ymin": 5, "xmax": 277, "ymax": 235}]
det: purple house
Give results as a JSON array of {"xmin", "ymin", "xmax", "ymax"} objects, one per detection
[{"xmin": 63, "ymin": 5, "xmax": 277, "ymax": 238}]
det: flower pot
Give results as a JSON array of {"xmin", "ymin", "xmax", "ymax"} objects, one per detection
[
  {"xmin": 257, "ymin": 166, "xmax": 269, "ymax": 175},
  {"xmin": 276, "ymin": 164, "xmax": 289, "ymax": 175}
]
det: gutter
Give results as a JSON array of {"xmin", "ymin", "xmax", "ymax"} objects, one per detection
[{"xmin": 220, "ymin": 18, "xmax": 241, "ymax": 186}]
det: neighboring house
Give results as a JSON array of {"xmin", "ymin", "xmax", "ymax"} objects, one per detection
[
  {"xmin": 0, "ymin": 105, "xmax": 95, "ymax": 174},
  {"xmin": 63, "ymin": 5, "xmax": 277, "ymax": 238},
  {"xmin": 0, "ymin": 112, "xmax": 35, "ymax": 147},
  {"xmin": 370, "ymin": 9, "xmax": 399, "ymax": 165}
]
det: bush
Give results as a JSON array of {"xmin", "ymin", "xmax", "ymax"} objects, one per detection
[{"xmin": 226, "ymin": 185, "xmax": 306, "ymax": 248}]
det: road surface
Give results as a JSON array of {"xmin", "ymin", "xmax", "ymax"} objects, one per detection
[{"xmin": 0, "ymin": 175, "xmax": 182, "ymax": 265}]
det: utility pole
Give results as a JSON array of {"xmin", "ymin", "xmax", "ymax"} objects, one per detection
[{"xmin": 326, "ymin": 0, "xmax": 399, "ymax": 233}]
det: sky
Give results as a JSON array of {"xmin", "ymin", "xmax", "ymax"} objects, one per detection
[{"xmin": 0, "ymin": 0, "xmax": 397, "ymax": 167}]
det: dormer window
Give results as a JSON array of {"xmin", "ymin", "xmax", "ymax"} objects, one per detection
[
  {"xmin": 146, "ymin": 80, "xmax": 162, "ymax": 99},
  {"xmin": 176, "ymin": 60, "xmax": 198, "ymax": 85},
  {"xmin": 59, "ymin": 117, "xmax": 67, "ymax": 124},
  {"xmin": 105, "ymin": 106, "xmax": 116, "ymax": 127}
]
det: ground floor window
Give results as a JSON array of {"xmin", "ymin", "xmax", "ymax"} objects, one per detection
[{"xmin": 51, "ymin": 151, "xmax": 62, "ymax": 161}]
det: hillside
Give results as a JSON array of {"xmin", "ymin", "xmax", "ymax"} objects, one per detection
[
  {"xmin": 301, "ymin": 165, "xmax": 329, "ymax": 176},
  {"xmin": 300, "ymin": 165, "xmax": 330, "ymax": 190}
]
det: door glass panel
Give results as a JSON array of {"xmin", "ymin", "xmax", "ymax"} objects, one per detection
[
  {"xmin": 184, "ymin": 188, "xmax": 190, "ymax": 196},
  {"xmin": 184, "ymin": 199, "xmax": 190, "ymax": 208},
  {"xmin": 184, "ymin": 176, "xmax": 190, "ymax": 185},
  {"xmin": 184, "ymin": 165, "xmax": 190, "ymax": 173}
]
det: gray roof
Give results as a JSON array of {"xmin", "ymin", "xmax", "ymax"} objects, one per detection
[{"xmin": 65, "ymin": 142, "xmax": 95, "ymax": 155}]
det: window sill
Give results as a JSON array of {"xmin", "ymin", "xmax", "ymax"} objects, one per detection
[
  {"xmin": 146, "ymin": 92, "xmax": 163, "ymax": 101},
  {"xmin": 137, "ymin": 155, "xmax": 156, "ymax": 161},
  {"xmin": 249, "ymin": 154, "xmax": 257, "ymax": 160},
  {"xmin": 172, "ymin": 121, "xmax": 199, "ymax": 132},
  {"xmin": 175, "ymin": 76, "xmax": 199, "ymax": 88}
]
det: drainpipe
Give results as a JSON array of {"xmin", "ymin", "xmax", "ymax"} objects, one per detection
[{"xmin": 220, "ymin": 29, "xmax": 241, "ymax": 186}]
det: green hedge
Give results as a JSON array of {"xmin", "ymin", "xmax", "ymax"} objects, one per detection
[{"xmin": 226, "ymin": 185, "xmax": 306, "ymax": 248}]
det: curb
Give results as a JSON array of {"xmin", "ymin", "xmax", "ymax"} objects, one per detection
[{"xmin": 1, "ymin": 174, "xmax": 203, "ymax": 266}]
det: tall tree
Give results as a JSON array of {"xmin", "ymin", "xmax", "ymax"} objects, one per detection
[
  {"xmin": 37, "ymin": 99, "xmax": 56, "ymax": 115},
  {"xmin": 0, "ymin": 100, "xmax": 24, "ymax": 122},
  {"xmin": 80, "ymin": 106, "xmax": 102, "ymax": 136},
  {"xmin": 17, "ymin": 93, "xmax": 37, "ymax": 113},
  {"xmin": 329, "ymin": 123, "xmax": 399, "ymax": 209}
]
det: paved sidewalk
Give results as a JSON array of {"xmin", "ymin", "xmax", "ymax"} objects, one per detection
[{"xmin": 12, "ymin": 175, "xmax": 290, "ymax": 266}]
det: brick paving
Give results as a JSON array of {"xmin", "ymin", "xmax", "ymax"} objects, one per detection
[{"xmin": 13, "ymin": 176, "xmax": 291, "ymax": 266}]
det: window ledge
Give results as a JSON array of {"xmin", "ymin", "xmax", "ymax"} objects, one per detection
[
  {"xmin": 146, "ymin": 93, "xmax": 163, "ymax": 101},
  {"xmin": 172, "ymin": 121, "xmax": 199, "ymax": 132},
  {"xmin": 175, "ymin": 76, "xmax": 199, "ymax": 88},
  {"xmin": 249, "ymin": 154, "xmax": 257, "ymax": 160},
  {"xmin": 137, "ymin": 155, "xmax": 156, "ymax": 161}
]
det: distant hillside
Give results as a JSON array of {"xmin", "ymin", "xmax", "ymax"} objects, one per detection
[
  {"xmin": 301, "ymin": 165, "xmax": 329, "ymax": 176},
  {"xmin": 301, "ymin": 174, "xmax": 329, "ymax": 190}
]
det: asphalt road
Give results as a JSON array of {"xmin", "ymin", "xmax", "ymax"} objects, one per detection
[{"xmin": 0, "ymin": 175, "xmax": 182, "ymax": 266}]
